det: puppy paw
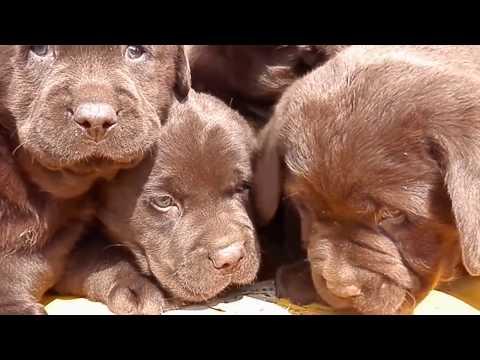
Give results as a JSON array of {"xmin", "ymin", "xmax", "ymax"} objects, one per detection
[
  {"xmin": 275, "ymin": 260, "xmax": 319, "ymax": 306},
  {"xmin": 0, "ymin": 301, "xmax": 47, "ymax": 315},
  {"xmin": 107, "ymin": 275, "xmax": 167, "ymax": 315}
]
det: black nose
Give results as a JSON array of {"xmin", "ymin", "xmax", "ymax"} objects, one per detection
[
  {"xmin": 73, "ymin": 103, "xmax": 117, "ymax": 142},
  {"xmin": 209, "ymin": 242, "xmax": 245, "ymax": 271}
]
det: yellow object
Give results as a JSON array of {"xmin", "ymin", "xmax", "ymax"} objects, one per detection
[
  {"xmin": 43, "ymin": 296, "xmax": 113, "ymax": 315},
  {"xmin": 42, "ymin": 276, "xmax": 480, "ymax": 315},
  {"xmin": 437, "ymin": 276, "xmax": 480, "ymax": 310}
]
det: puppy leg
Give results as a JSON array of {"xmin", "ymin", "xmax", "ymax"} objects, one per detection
[
  {"xmin": 54, "ymin": 235, "xmax": 171, "ymax": 315},
  {"xmin": 275, "ymin": 260, "xmax": 319, "ymax": 306},
  {"xmin": 0, "ymin": 222, "xmax": 85, "ymax": 315}
]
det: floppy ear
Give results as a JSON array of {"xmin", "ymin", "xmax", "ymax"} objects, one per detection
[
  {"xmin": 174, "ymin": 45, "xmax": 191, "ymax": 102},
  {"xmin": 253, "ymin": 121, "xmax": 283, "ymax": 227},
  {"xmin": 431, "ymin": 134, "xmax": 480, "ymax": 276}
]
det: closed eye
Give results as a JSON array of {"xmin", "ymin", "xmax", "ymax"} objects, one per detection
[
  {"xmin": 227, "ymin": 180, "xmax": 251, "ymax": 197},
  {"xmin": 377, "ymin": 208, "xmax": 407, "ymax": 227}
]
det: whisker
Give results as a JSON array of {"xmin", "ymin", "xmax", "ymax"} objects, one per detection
[{"xmin": 11, "ymin": 142, "xmax": 27, "ymax": 156}]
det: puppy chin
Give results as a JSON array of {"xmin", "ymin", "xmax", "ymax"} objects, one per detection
[
  {"xmin": 151, "ymin": 262, "xmax": 260, "ymax": 303},
  {"xmin": 165, "ymin": 276, "xmax": 232, "ymax": 303},
  {"xmin": 24, "ymin": 141, "xmax": 145, "ymax": 172}
]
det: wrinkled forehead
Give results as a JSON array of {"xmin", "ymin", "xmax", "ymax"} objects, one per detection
[
  {"xmin": 283, "ymin": 127, "xmax": 442, "ymax": 219},
  {"xmin": 149, "ymin": 122, "xmax": 253, "ymax": 195}
]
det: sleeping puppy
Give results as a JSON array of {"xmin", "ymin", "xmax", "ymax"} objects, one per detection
[
  {"xmin": 55, "ymin": 90, "xmax": 261, "ymax": 314},
  {"xmin": 186, "ymin": 45, "xmax": 347, "ymax": 125},
  {"xmin": 254, "ymin": 45, "xmax": 480, "ymax": 314},
  {"xmin": 0, "ymin": 45, "xmax": 190, "ymax": 314}
]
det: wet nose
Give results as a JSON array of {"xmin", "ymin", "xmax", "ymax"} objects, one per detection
[
  {"xmin": 73, "ymin": 102, "xmax": 117, "ymax": 142},
  {"xmin": 209, "ymin": 242, "xmax": 245, "ymax": 271},
  {"xmin": 322, "ymin": 262, "xmax": 362, "ymax": 298},
  {"xmin": 326, "ymin": 282, "xmax": 362, "ymax": 298}
]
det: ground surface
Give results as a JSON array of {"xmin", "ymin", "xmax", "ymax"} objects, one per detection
[{"xmin": 43, "ymin": 277, "xmax": 480, "ymax": 315}]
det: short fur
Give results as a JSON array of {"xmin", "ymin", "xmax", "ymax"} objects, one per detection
[
  {"xmin": 55, "ymin": 90, "xmax": 261, "ymax": 313},
  {"xmin": 186, "ymin": 45, "xmax": 347, "ymax": 125},
  {"xmin": 254, "ymin": 45, "xmax": 480, "ymax": 314},
  {"xmin": 0, "ymin": 45, "xmax": 190, "ymax": 314}
]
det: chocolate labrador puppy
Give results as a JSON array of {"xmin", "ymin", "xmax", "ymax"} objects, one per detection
[
  {"xmin": 186, "ymin": 45, "xmax": 347, "ymax": 125},
  {"xmin": 187, "ymin": 45, "xmax": 348, "ymax": 274},
  {"xmin": 254, "ymin": 45, "xmax": 480, "ymax": 314},
  {"xmin": 0, "ymin": 45, "xmax": 190, "ymax": 314},
  {"xmin": 54, "ymin": 90, "xmax": 261, "ymax": 314}
]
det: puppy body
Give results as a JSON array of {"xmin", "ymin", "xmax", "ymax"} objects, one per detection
[
  {"xmin": 255, "ymin": 45, "xmax": 480, "ymax": 314},
  {"xmin": 186, "ymin": 45, "xmax": 347, "ymax": 125},
  {"xmin": 187, "ymin": 45, "xmax": 347, "ymax": 273},
  {"xmin": 0, "ymin": 45, "xmax": 190, "ymax": 313},
  {"xmin": 56, "ymin": 90, "xmax": 261, "ymax": 313}
]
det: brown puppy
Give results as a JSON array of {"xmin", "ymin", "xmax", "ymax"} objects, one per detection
[
  {"xmin": 0, "ymin": 45, "xmax": 190, "ymax": 314},
  {"xmin": 55, "ymin": 90, "xmax": 260, "ymax": 313},
  {"xmin": 254, "ymin": 45, "xmax": 480, "ymax": 314},
  {"xmin": 187, "ymin": 45, "xmax": 347, "ymax": 125},
  {"xmin": 188, "ymin": 45, "xmax": 348, "ymax": 274}
]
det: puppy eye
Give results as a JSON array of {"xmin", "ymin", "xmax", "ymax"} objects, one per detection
[
  {"xmin": 30, "ymin": 45, "xmax": 50, "ymax": 57},
  {"xmin": 378, "ymin": 209, "xmax": 406, "ymax": 226},
  {"xmin": 126, "ymin": 45, "xmax": 147, "ymax": 60},
  {"xmin": 151, "ymin": 195, "xmax": 176, "ymax": 211},
  {"xmin": 236, "ymin": 182, "xmax": 251, "ymax": 194}
]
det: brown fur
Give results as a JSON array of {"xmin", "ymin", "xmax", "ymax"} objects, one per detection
[
  {"xmin": 187, "ymin": 45, "xmax": 347, "ymax": 125},
  {"xmin": 0, "ymin": 45, "xmax": 190, "ymax": 314},
  {"xmin": 55, "ymin": 90, "xmax": 261, "ymax": 313},
  {"xmin": 254, "ymin": 45, "xmax": 480, "ymax": 314}
]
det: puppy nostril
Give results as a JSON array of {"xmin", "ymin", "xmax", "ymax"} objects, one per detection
[
  {"xmin": 72, "ymin": 102, "xmax": 118, "ymax": 142},
  {"xmin": 218, "ymin": 262, "xmax": 232, "ymax": 270},
  {"xmin": 78, "ymin": 120, "xmax": 92, "ymax": 129},
  {"xmin": 209, "ymin": 242, "xmax": 245, "ymax": 271},
  {"xmin": 103, "ymin": 120, "xmax": 115, "ymax": 130}
]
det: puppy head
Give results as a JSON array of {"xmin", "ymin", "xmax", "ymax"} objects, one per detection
[
  {"xmin": 3, "ymin": 45, "xmax": 190, "ymax": 173},
  {"xmin": 187, "ymin": 45, "xmax": 347, "ymax": 121},
  {"xmin": 254, "ymin": 48, "xmax": 480, "ymax": 314},
  {"xmin": 99, "ymin": 91, "xmax": 260, "ymax": 303}
]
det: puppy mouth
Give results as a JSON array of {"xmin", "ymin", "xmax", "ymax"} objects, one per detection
[
  {"xmin": 62, "ymin": 157, "xmax": 141, "ymax": 175},
  {"xmin": 33, "ymin": 150, "xmax": 144, "ymax": 174},
  {"xmin": 166, "ymin": 273, "xmax": 234, "ymax": 303},
  {"xmin": 22, "ymin": 112, "xmax": 159, "ymax": 170},
  {"xmin": 150, "ymin": 261, "xmax": 258, "ymax": 303}
]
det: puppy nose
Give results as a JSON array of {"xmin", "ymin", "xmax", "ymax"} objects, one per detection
[
  {"xmin": 73, "ymin": 102, "xmax": 117, "ymax": 142},
  {"xmin": 326, "ymin": 281, "xmax": 361, "ymax": 298},
  {"xmin": 209, "ymin": 242, "xmax": 245, "ymax": 271}
]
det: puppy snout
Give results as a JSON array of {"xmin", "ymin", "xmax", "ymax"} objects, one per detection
[
  {"xmin": 72, "ymin": 102, "xmax": 118, "ymax": 142},
  {"xmin": 326, "ymin": 281, "xmax": 362, "ymax": 298},
  {"xmin": 208, "ymin": 241, "xmax": 245, "ymax": 271},
  {"xmin": 322, "ymin": 265, "xmax": 362, "ymax": 298}
]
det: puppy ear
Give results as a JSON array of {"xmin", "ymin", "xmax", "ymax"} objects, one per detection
[
  {"xmin": 174, "ymin": 45, "xmax": 191, "ymax": 102},
  {"xmin": 431, "ymin": 135, "xmax": 480, "ymax": 275},
  {"xmin": 253, "ymin": 121, "xmax": 283, "ymax": 226}
]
